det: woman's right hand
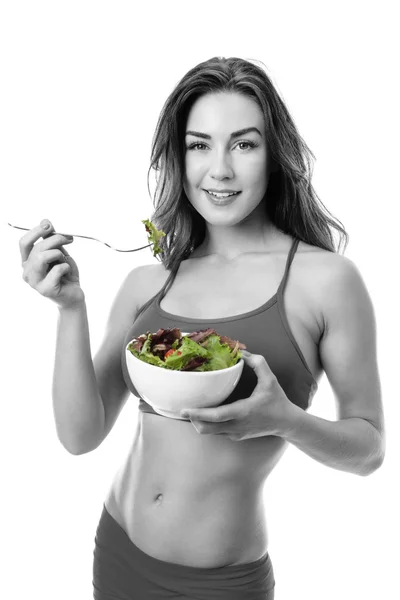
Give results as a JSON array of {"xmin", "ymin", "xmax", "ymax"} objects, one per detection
[{"xmin": 20, "ymin": 219, "xmax": 86, "ymax": 310}]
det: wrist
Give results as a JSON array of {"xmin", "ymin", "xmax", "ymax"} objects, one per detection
[
  {"xmin": 57, "ymin": 299, "xmax": 87, "ymax": 314},
  {"xmin": 277, "ymin": 400, "xmax": 306, "ymax": 440}
]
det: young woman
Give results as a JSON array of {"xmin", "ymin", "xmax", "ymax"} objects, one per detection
[{"xmin": 19, "ymin": 57, "xmax": 385, "ymax": 599}]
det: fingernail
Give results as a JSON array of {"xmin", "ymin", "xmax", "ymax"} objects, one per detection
[{"xmin": 41, "ymin": 220, "xmax": 51, "ymax": 230}]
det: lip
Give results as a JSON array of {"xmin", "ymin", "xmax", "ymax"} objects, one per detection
[
  {"xmin": 204, "ymin": 190, "xmax": 241, "ymax": 206},
  {"xmin": 204, "ymin": 188, "xmax": 241, "ymax": 193}
]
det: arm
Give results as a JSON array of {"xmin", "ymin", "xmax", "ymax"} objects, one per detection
[
  {"xmin": 279, "ymin": 256, "xmax": 385, "ymax": 476},
  {"xmin": 52, "ymin": 302, "xmax": 105, "ymax": 454},
  {"xmin": 52, "ymin": 266, "xmax": 143, "ymax": 454}
]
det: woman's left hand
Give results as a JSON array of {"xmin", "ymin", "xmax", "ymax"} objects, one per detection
[{"xmin": 180, "ymin": 351, "xmax": 298, "ymax": 441}]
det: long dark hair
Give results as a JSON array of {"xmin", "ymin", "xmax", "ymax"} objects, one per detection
[{"xmin": 136, "ymin": 56, "xmax": 349, "ymax": 320}]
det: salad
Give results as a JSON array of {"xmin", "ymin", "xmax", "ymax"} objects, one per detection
[
  {"xmin": 142, "ymin": 219, "xmax": 166, "ymax": 257},
  {"xmin": 127, "ymin": 327, "xmax": 247, "ymax": 372}
]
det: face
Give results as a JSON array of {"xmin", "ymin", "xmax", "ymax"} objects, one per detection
[{"xmin": 182, "ymin": 92, "xmax": 274, "ymax": 226}]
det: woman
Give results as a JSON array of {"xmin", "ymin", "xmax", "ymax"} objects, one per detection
[{"xmin": 19, "ymin": 57, "xmax": 385, "ymax": 599}]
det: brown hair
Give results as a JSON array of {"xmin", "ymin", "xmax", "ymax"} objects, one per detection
[{"xmin": 136, "ymin": 56, "xmax": 349, "ymax": 320}]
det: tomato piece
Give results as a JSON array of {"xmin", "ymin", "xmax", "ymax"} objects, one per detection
[{"xmin": 165, "ymin": 349, "xmax": 183, "ymax": 359}]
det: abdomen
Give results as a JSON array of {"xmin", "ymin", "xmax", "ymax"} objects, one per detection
[{"xmin": 105, "ymin": 411, "xmax": 288, "ymax": 567}]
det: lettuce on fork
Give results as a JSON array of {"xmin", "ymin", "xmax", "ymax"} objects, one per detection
[
  {"xmin": 142, "ymin": 219, "xmax": 166, "ymax": 257},
  {"xmin": 127, "ymin": 328, "xmax": 247, "ymax": 372}
]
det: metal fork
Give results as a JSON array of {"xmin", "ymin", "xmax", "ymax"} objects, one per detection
[{"xmin": 7, "ymin": 222, "xmax": 153, "ymax": 253}]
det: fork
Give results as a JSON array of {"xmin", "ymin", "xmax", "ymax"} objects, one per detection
[{"xmin": 7, "ymin": 222, "xmax": 154, "ymax": 253}]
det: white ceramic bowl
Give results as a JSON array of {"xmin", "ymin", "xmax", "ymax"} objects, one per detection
[{"xmin": 125, "ymin": 331, "xmax": 244, "ymax": 420}]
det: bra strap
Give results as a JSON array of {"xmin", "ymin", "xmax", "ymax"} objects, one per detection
[{"xmin": 277, "ymin": 238, "xmax": 300, "ymax": 299}]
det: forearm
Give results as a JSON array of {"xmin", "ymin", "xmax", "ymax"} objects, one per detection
[
  {"xmin": 52, "ymin": 302, "xmax": 105, "ymax": 454},
  {"xmin": 279, "ymin": 405, "xmax": 385, "ymax": 476}
]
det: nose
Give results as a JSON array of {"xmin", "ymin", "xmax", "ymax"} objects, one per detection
[{"xmin": 208, "ymin": 149, "xmax": 234, "ymax": 180}]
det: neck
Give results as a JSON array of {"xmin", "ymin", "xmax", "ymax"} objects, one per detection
[{"xmin": 192, "ymin": 223, "xmax": 286, "ymax": 262}]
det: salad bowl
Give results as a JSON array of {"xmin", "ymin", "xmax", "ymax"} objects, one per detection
[{"xmin": 125, "ymin": 329, "xmax": 245, "ymax": 420}]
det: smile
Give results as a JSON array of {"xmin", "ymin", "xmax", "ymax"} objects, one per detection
[
  {"xmin": 206, "ymin": 190, "xmax": 240, "ymax": 198},
  {"xmin": 204, "ymin": 190, "xmax": 241, "ymax": 206}
]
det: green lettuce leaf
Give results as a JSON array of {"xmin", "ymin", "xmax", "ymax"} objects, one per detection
[
  {"xmin": 142, "ymin": 219, "xmax": 166, "ymax": 257},
  {"xmin": 127, "ymin": 332, "xmax": 242, "ymax": 372}
]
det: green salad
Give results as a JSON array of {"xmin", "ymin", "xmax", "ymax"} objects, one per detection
[
  {"xmin": 142, "ymin": 219, "xmax": 166, "ymax": 257},
  {"xmin": 127, "ymin": 327, "xmax": 246, "ymax": 372}
]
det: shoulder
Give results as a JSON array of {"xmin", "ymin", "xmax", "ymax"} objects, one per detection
[
  {"xmin": 296, "ymin": 238, "xmax": 356, "ymax": 281},
  {"xmin": 296, "ymin": 241, "xmax": 371, "ymax": 334},
  {"xmin": 320, "ymin": 254, "xmax": 374, "ymax": 328},
  {"xmin": 298, "ymin": 241, "xmax": 363, "ymax": 294},
  {"xmin": 290, "ymin": 240, "xmax": 362, "ymax": 337},
  {"xmin": 134, "ymin": 262, "xmax": 170, "ymax": 306},
  {"xmin": 293, "ymin": 238, "xmax": 345, "ymax": 289},
  {"xmin": 147, "ymin": 261, "xmax": 171, "ymax": 286}
]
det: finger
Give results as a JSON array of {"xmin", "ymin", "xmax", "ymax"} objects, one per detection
[
  {"xmin": 19, "ymin": 219, "xmax": 54, "ymax": 263},
  {"xmin": 241, "ymin": 351, "xmax": 275, "ymax": 380},
  {"xmin": 25, "ymin": 248, "xmax": 67, "ymax": 288},
  {"xmin": 40, "ymin": 248, "xmax": 68, "ymax": 265},
  {"xmin": 38, "ymin": 233, "xmax": 74, "ymax": 253},
  {"xmin": 180, "ymin": 400, "xmax": 245, "ymax": 423},
  {"xmin": 38, "ymin": 261, "xmax": 71, "ymax": 295}
]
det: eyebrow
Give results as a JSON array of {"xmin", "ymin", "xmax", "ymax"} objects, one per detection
[{"xmin": 185, "ymin": 127, "xmax": 262, "ymax": 140}]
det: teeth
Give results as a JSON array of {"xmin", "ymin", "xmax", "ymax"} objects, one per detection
[{"xmin": 207, "ymin": 191, "xmax": 238, "ymax": 198}]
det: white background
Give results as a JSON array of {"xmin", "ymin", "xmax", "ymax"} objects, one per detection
[{"xmin": 1, "ymin": 1, "xmax": 399, "ymax": 599}]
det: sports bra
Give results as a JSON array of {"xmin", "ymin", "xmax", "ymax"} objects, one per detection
[{"xmin": 121, "ymin": 237, "xmax": 319, "ymax": 418}]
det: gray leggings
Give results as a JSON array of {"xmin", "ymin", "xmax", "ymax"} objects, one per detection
[{"xmin": 93, "ymin": 503, "xmax": 275, "ymax": 599}]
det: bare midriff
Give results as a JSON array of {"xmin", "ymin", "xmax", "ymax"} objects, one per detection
[
  {"xmin": 104, "ymin": 236, "xmax": 324, "ymax": 568},
  {"xmin": 104, "ymin": 410, "xmax": 289, "ymax": 568}
]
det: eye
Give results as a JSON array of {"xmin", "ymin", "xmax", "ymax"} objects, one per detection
[
  {"xmin": 187, "ymin": 142, "xmax": 207, "ymax": 151},
  {"xmin": 186, "ymin": 141, "xmax": 258, "ymax": 151},
  {"xmin": 237, "ymin": 141, "xmax": 258, "ymax": 150}
]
